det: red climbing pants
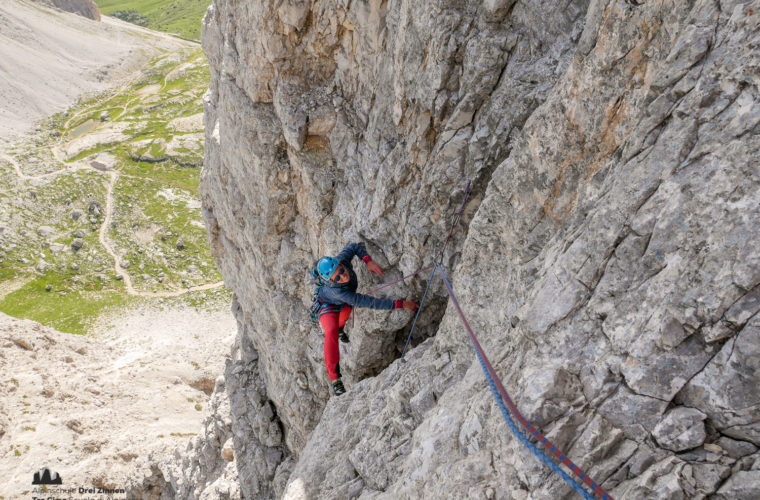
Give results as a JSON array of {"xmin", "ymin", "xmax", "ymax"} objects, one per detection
[{"xmin": 319, "ymin": 305, "xmax": 353, "ymax": 381}]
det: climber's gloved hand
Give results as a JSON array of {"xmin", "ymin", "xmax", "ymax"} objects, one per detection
[
  {"xmin": 402, "ymin": 299, "xmax": 419, "ymax": 311},
  {"xmin": 366, "ymin": 260, "xmax": 384, "ymax": 278}
]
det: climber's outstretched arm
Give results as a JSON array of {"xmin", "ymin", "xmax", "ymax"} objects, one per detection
[
  {"xmin": 321, "ymin": 286, "xmax": 399, "ymax": 310},
  {"xmin": 335, "ymin": 242, "xmax": 369, "ymax": 264},
  {"xmin": 336, "ymin": 242, "xmax": 385, "ymax": 277}
]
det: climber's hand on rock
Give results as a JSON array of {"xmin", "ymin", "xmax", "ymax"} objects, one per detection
[
  {"xmin": 403, "ymin": 299, "xmax": 418, "ymax": 311},
  {"xmin": 367, "ymin": 260, "xmax": 384, "ymax": 278}
]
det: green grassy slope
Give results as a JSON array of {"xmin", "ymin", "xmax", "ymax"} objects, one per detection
[
  {"xmin": 95, "ymin": 0, "xmax": 211, "ymax": 41},
  {"xmin": 0, "ymin": 49, "xmax": 230, "ymax": 334}
]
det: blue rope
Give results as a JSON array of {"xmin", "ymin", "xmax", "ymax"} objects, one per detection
[
  {"xmin": 400, "ymin": 264, "xmax": 437, "ymax": 358},
  {"xmin": 435, "ymin": 262, "xmax": 596, "ymax": 500},
  {"xmin": 471, "ymin": 343, "xmax": 595, "ymax": 500}
]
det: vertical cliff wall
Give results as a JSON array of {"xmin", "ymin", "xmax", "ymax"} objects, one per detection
[{"xmin": 131, "ymin": 0, "xmax": 760, "ymax": 498}]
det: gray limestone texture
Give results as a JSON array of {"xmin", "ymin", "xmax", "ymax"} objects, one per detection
[{"xmin": 130, "ymin": 0, "xmax": 760, "ymax": 498}]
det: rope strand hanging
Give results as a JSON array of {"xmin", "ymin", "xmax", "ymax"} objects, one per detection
[
  {"xmin": 434, "ymin": 261, "xmax": 612, "ymax": 500},
  {"xmin": 372, "ymin": 180, "xmax": 471, "ymax": 295},
  {"xmin": 354, "ymin": 178, "xmax": 613, "ymax": 498},
  {"xmin": 396, "ymin": 180, "xmax": 472, "ymax": 357}
]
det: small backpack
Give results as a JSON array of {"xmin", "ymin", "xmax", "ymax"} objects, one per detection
[{"xmin": 308, "ymin": 264, "xmax": 325, "ymax": 325}]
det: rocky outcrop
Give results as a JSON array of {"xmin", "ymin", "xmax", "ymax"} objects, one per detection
[
  {"xmin": 199, "ymin": 0, "xmax": 592, "ymax": 458},
  {"xmin": 127, "ymin": 372, "xmax": 240, "ymax": 500},
  {"xmin": 30, "ymin": 0, "xmax": 101, "ymax": 21},
  {"xmin": 132, "ymin": 0, "xmax": 760, "ymax": 498}
]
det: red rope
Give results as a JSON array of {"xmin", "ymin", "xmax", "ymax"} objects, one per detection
[
  {"xmin": 434, "ymin": 261, "xmax": 613, "ymax": 500},
  {"xmin": 437, "ymin": 180, "xmax": 471, "ymax": 262}
]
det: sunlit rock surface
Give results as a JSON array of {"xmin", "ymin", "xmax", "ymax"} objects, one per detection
[{"xmin": 131, "ymin": 0, "xmax": 760, "ymax": 498}]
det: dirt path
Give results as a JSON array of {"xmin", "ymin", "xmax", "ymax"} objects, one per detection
[
  {"xmin": 99, "ymin": 168, "xmax": 224, "ymax": 297},
  {"xmin": 0, "ymin": 5, "xmax": 232, "ymax": 497},
  {"xmin": 0, "ymin": 2, "xmax": 219, "ymax": 298},
  {"xmin": 2, "ymin": 151, "xmax": 83, "ymax": 180},
  {"xmin": 2, "ymin": 151, "xmax": 224, "ymax": 298}
]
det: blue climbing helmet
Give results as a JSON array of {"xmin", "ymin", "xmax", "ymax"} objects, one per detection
[{"xmin": 316, "ymin": 256, "xmax": 339, "ymax": 281}]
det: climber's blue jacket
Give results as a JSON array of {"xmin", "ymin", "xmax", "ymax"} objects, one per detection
[{"xmin": 316, "ymin": 243, "xmax": 398, "ymax": 316}]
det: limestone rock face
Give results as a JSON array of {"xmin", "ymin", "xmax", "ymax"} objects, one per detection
[
  {"xmin": 30, "ymin": 0, "xmax": 101, "ymax": 21},
  {"xmin": 132, "ymin": 0, "xmax": 760, "ymax": 498},
  {"xmin": 653, "ymin": 407, "xmax": 707, "ymax": 452},
  {"xmin": 200, "ymin": 0, "xmax": 591, "ymax": 458}
]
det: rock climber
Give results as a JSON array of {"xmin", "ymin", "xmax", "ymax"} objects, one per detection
[{"xmin": 313, "ymin": 243, "xmax": 418, "ymax": 396}]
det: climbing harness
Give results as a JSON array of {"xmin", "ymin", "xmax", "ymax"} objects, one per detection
[{"xmin": 434, "ymin": 261, "xmax": 612, "ymax": 500}]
